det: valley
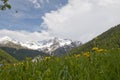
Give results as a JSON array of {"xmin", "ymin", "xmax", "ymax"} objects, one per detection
[{"xmin": 0, "ymin": 24, "xmax": 120, "ymax": 80}]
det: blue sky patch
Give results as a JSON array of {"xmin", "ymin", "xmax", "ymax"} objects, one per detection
[{"xmin": 0, "ymin": 0, "xmax": 68, "ymax": 32}]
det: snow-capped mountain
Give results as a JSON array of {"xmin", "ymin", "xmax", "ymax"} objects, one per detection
[
  {"xmin": 21, "ymin": 37, "xmax": 72, "ymax": 49},
  {"xmin": 0, "ymin": 36, "xmax": 17, "ymax": 44},
  {"xmin": 0, "ymin": 36, "xmax": 82, "ymax": 55},
  {"xmin": 0, "ymin": 36, "xmax": 25, "ymax": 49}
]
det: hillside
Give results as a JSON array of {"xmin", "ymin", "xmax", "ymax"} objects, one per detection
[
  {"xmin": 0, "ymin": 49, "xmax": 17, "ymax": 64},
  {"xmin": 0, "ymin": 47, "xmax": 48, "ymax": 61},
  {"xmin": 69, "ymin": 24, "xmax": 120, "ymax": 54}
]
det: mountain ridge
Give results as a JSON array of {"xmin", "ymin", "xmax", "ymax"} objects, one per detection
[
  {"xmin": 0, "ymin": 36, "xmax": 81, "ymax": 55},
  {"xmin": 0, "ymin": 37, "xmax": 82, "ymax": 60},
  {"xmin": 69, "ymin": 24, "xmax": 120, "ymax": 54}
]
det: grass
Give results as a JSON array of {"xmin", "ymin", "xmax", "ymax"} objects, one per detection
[{"xmin": 0, "ymin": 48, "xmax": 120, "ymax": 80}]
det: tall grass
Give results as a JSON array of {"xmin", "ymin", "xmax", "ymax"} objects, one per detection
[{"xmin": 0, "ymin": 48, "xmax": 120, "ymax": 80}]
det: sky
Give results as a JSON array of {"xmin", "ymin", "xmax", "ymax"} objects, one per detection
[{"xmin": 0, "ymin": 0, "xmax": 120, "ymax": 43}]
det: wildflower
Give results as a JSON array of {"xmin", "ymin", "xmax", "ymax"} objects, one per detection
[
  {"xmin": 83, "ymin": 52, "xmax": 90, "ymax": 58},
  {"xmin": 44, "ymin": 57, "xmax": 51, "ymax": 61},
  {"xmin": 74, "ymin": 54, "xmax": 80, "ymax": 58},
  {"xmin": 92, "ymin": 47, "xmax": 107, "ymax": 53},
  {"xmin": 92, "ymin": 47, "xmax": 99, "ymax": 51},
  {"xmin": 97, "ymin": 49, "xmax": 104, "ymax": 53},
  {"xmin": 13, "ymin": 64, "xmax": 16, "ymax": 67}
]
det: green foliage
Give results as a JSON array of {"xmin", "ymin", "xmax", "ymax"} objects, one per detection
[
  {"xmin": 0, "ymin": 49, "xmax": 120, "ymax": 80},
  {"xmin": 69, "ymin": 24, "xmax": 120, "ymax": 54},
  {"xmin": 0, "ymin": 49, "xmax": 17, "ymax": 64},
  {"xmin": 0, "ymin": 0, "xmax": 11, "ymax": 10},
  {"xmin": 0, "ymin": 47, "xmax": 48, "ymax": 61}
]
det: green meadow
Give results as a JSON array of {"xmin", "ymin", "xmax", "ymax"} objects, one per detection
[{"xmin": 0, "ymin": 48, "xmax": 120, "ymax": 80}]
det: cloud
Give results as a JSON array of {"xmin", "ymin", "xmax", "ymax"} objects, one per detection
[
  {"xmin": 1, "ymin": 0, "xmax": 120, "ymax": 43},
  {"xmin": 41, "ymin": 0, "xmax": 120, "ymax": 42},
  {"xmin": 29, "ymin": 0, "xmax": 50, "ymax": 9},
  {"xmin": 98, "ymin": 0, "xmax": 120, "ymax": 6},
  {"xmin": 0, "ymin": 29, "xmax": 52, "ymax": 42},
  {"xmin": 29, "ymin": 0, "xmax": 41, "ymax": 8}
]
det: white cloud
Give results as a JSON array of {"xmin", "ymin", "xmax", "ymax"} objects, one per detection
[
  {"xmin": 98, "ymin": 0, "xmax": 120, "ymax": 6},
  {"xmin": 1, "ymin": 0, "xmax": 120, "ymax": 43},
  {"xmin": 29, "ymin": 0, "xmax": 49, "ymax": 9},
  {"xmin": 41, "ymin": 0, "xmax": 120, "ymax": 43},
  {"xmin": 0, "ymin": 29, "xmax": 52, "ymax": 42}
]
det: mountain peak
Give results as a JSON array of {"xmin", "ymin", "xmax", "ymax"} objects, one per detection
[
  {"xmin": 0, "ymin": 36, "xmax": 82, "ymax": 55},
  {"xmin": 0, "ymin": 36, "xmax": 12, "ymax": 42}
]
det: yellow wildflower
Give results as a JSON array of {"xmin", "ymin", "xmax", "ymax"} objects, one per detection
[
  {"xmin": 97, "ymin": 49, "xmax": 104, "ymax": 53},
  {"xmin": 13, "ymin": 64, "xmax": 16, "ymax": 67},
  {"xmin": 92, "ymin": 47, "xmax": 107, "ymax": 53},
  {"xmin": 92, "ymin": 47, "xmax": 99, "ymax": 51},
  {"xmin": 74, "ymin": 54, "xmax": 80, "ymax": 58},
  {"xmin": 83, "ymin": 52, "xmax": 90, "ymax": 58}
]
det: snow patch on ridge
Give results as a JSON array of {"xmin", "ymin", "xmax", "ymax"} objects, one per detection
[{"xmin": 0, "ymin": 36, "xmax": 75, "ymax": 49}]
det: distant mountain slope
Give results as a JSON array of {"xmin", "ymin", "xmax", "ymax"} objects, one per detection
[
  {"xmin": 0, "ymin": 37, "xmax": 81, "ymax": 57},
  {"xmin": 69, "ymin": 24, "xmax": 120, "ymax": 54},
  {"xmin": 0, "ymin": 47, "xmax": 47, "ymax": 61},
  {"xmin": 0, "ymin": 49, "xmax": 17, "ymax": 64}
]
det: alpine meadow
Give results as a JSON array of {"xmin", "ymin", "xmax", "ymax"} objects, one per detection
[{"xmin": 0, "ymin": 0, "xmax": 120, "ymax": 80}]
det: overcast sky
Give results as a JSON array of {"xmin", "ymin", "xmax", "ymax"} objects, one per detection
[{"xmin": 0, "ymin": 0, "xmax": 120, "ymax": 43}]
